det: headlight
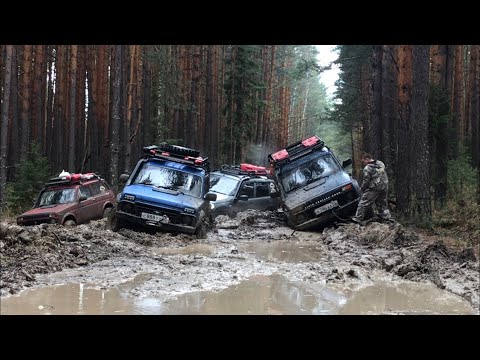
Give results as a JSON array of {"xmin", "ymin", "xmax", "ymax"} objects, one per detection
[
  {"xmin": 124, "ymin": 194, "xmax": 135, "ymax": 201},
  {"xmin": 183, "ymin": 207, "xmax": 195, "ymax": 214}
]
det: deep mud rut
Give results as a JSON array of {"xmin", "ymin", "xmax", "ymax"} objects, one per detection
[{"xmin": 1, "ymin": 210, "xmax": 478, "ymax": 314}]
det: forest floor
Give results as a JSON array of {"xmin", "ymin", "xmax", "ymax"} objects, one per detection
[{"xmin": 1, "ymin": 210, "xmax": 478, "ymax": 314}]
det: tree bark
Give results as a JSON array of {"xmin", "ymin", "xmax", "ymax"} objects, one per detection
[
  {"xmin": 8, "ymin": 46, "xmax": 19, "ymax": 180},
  {"xmin": 1, "ymin": 45, "xmax": 13, "ymax": 211},
  {"xmin": 396, "ymin": 45, "xmax": 413, "ymax": 216},
  {"xmin": 68, "ymin": 45, "xmax": 77, "ymax": 171},
  {"xmin": 110, "ymin": 45, "xmax": 122, "ymax": 190},
  {"xmin": 411, "ymin": 45, "xmax": 431, "ymax": 222},
  {"xmin": 20, "ymin": 45, "xmax": 32, "ymax": 157},
  {"xmin": 452, "ymin": 45, "xmax": 464, "ymax": 156},
  {"xmin": 371, "ymin": 45, "xmax": 383, "ymax": 159},
  {"xmin": 431, "ymin": 45, "xmax": 449, "ymax": 206}
]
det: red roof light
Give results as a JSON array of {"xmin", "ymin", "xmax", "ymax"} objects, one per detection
[
  {"xmin": 301, "ymin": 136, "xmax": 319, "ymax": 147},
  {"xmin": 271, "ymin": 149, "xmax": 289, "ymax": 161}
]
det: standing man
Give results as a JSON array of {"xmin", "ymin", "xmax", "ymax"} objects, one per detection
[{"xmin": 351, "ymin": 153, "xmax": 394, "ymax": 225}]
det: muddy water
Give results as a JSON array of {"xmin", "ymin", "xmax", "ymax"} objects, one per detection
[
  {"xmin": 1, "ymin": 274, "xmax": 475, "ymax": 315},
  {"xmin": 239, "ymin": 240, "xmax": 323, "ymax": 262},
  {"xmin": 152, "ymin": 244, "xmax": 215, "ymax": 256}
]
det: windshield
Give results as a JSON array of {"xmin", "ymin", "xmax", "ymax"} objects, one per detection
[
  {"xmin": 280, "ymin": 154, "xmax": 341, "ymax": 193},
  {"xmin": 132, "ymin": 162, "xmax": 203, "ymax": 198},
  {"xmin": 209, "ymin": 173, "xmax": 240, "ymax": 196},
  {"xmin": 37, "ymin": 188, "xmax": 77, "ymax": 206}
]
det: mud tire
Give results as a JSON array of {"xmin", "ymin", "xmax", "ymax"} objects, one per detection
[
  {"xmin": 64, "ymin": 219, "xmax": 76, "ymax": 227},
  {"xmin": 103, "ymin": 207, "xmax": 112, "ymax": 219},
  {"xmin": 107, "ymin": 208, "xmax": 125, "ymax": 232}
]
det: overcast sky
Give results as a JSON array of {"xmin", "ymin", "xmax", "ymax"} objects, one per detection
[{"xmin": 315, "ymin": 45, "xmax": 340, "ymax": 98}]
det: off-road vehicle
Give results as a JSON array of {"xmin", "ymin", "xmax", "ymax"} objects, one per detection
[
  {"xmin": 107, "ymin": 144, "xmax": 217, "ymax": 238},
  {"xmin": 268, "ymin": 135, "xmax": 361, "ymax": 230},
  {"xmin": 209, "ymin": 163, "xmax": 280, "ymax": 218},
  {"xmin": 17, "ymin": 172, "xmax": 116, "ymax": 226}
]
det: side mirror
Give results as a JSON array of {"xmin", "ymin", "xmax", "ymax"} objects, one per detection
[
  {"xmin": 342, "ymin": 158, "xmax": 352, "ymax": 168},
  {"xmin": 119, "ymin": 174, "xmax": 130, "ymax": 184},
  {"xmin": 270, "ymin": 191, "xmax": 280, "ymax": 199},
  {"xmin": 79, "ymin": 195, "xmax": 88, "ymax": 202},
  {"xmin": 238, "ymin": 195, "xmax": 249, "ymax": 201},
  {"xmin": 204, "ymin": 192, "xmax": 217, "ymax": 201}
]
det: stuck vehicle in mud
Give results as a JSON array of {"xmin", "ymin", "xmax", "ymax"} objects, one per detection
[
  {"xmin": 209, "ymin": 164, "xmax": 280, "ymax": 218},
  {"xmin": 17, "ymin": 172, "xmax": 116, "ymax": 226},
  {"xmin": 268, "ymin": 135, "xmax": 361, "ymax": 230},
  {"xmin": 107, "ymin": 144, "xmax": 217, "ymax": 238}
]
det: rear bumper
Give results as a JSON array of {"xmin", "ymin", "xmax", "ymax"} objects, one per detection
[
  {"xmin": 290, "ymin": 197, "xmax": 360, "ymax": 231},
  {"xmin": 116, "ymin": 210, "xmax": 197, "ymax": 234}
]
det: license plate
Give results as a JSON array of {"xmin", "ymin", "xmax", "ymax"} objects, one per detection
[
  {"xmin": 141, "ymin": 212, "xmax": 162, "ymax": 222},
  {"xmin": 314, "ymin": 200, "xmax": 339, "ymax": 215}
]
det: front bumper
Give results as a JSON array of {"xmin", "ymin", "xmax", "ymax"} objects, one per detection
[
  {"xmin": 116, "ymin": 210, "xmax": 197, "ymax": 235},
  {"xmin": 17, "ymin": 216, "xmax": 57, "ymax": 226},
  {"xmin": 290, "ymin": 197, "xmax": 360, "ymax": 231}
]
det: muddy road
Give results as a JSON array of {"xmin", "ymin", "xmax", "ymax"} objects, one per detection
[{"xmin": 1, "ymin": 210, "xmax": 478, "ymax": 314}]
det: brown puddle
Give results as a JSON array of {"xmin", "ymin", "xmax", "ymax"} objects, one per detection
[
  {"xmin": 1, "ymin": 274, "xmax": 475, "ymax": 315},
  {"xmin": 239, "ymin": 240, "xmax": 324, "ymax": 262}
]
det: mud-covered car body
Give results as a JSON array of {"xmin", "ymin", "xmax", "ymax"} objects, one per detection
[
  {"xmin": 110, "ymin": 144, "xmax": 217, "ymax": 237},
  {"xmin": 268, "ymin": 136, "xmax": 361, "ymax": 230},
  {"xmin": 17, "ymin": 173, "xmax": 115, "ymax": 226},
  {"xmin": 209, "ymin": 164, "xmax": 280, "ymax": 218}
]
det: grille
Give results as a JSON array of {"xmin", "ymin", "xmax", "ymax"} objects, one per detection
[{"xmin": 135, "ymin": 202, "xmax": 181, "ymax": 223}]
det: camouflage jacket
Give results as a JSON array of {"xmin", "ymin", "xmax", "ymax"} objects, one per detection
[{"xmin": 361, "ymin": 160, "xmax": 388, "ymax": 192}]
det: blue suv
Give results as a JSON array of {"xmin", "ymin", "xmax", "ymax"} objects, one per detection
[{"xmin": 107, "ymin": 144, "xmax": 217, "ymax": 238}]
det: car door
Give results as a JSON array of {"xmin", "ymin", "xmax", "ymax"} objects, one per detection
[
  {"xmin": 87, "ymin": 182, "xmax": 105, "ymax": 220},
  {"xmin": 235, "ymin": 180, "xmax": 255, "ymax": 212},
  {"xmin": 76, "ymin": 185, "xmax": 95, "ymax": 224},
  {"xmin": 250, "ymin": 180, "xmax": 275, "ymax": 210}
]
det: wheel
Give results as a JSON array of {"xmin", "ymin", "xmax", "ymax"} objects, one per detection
[
  {"xmin": 195, "ymin": 221, "xmax": 207, "ymax": 239},
  {"xmin": 106, "ymin": 208, "xmax": 125, "ymax": 232},
  {"xmin": 159, "ymin": 143, "xmax": 200, "ymax": 157},
  {"xmin": 64, "ymin": 219, "xmax": 76, "ymax": 227},
  {"xmin": 103, "ymin": 207, "xmax": 112, "ymax": 219}
]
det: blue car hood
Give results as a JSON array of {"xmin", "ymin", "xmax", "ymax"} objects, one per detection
[
  {"xmin": 283, "ymin": 171, "xmax": 352, "ymax": 210},
  {"xmin": 122, "ymin": 184, "xmax": 204, "ymax": 210}
]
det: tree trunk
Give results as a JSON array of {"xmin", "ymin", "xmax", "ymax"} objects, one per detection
[
  {"xmin": 32, "ymin": 45, "xmax": 45, "ymax": 150},
  {"xmin": 396, "ymin": 45, "xmax": 413, "ymax": 216},
  {"xmin": 20, "ymin": 45, "xmax": 32, "ymax": 157},
  {"xmin": 452, "ymin": 45, "xmax": 464, "ymax": 156},
  {"xmin": 8, "ymin": 46, "xmax": 19, "ymax": 180},
  {"xmin": 125, "ymin": 45, "xmax": 136, "ymax": 172},
  {"xmin": 411, "ymin": 45, "xmax": 431, "ymax": 222},
  {"xmin": 46, "ymin": 46, "xmax": 55, "ymax": 162},
  {"xmin": 68, "ymin": 45, "xmax": 77, "ymax": 171},
  {"xmin": 110, "ymin": 45, "xmax": 122, "ymax": 190},
  {"xmin": 431, "ymin": 45, "xmax": 449, "ymax": 206},
  {"xmin": 0, "ymin": 45, "xmax": 13, "ymax": 211},
  {"xmin": 470, "ymin": 45, "xmax": 479, "ymax": 169},
  {"xmin": 371, "ymin": 45, "xmax": 383, "ymax": 159}
]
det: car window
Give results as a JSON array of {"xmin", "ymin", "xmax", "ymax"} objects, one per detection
[
  {"xmin": 80, "ymin": 186, "xmax": 92, "ymax": 198},
  {"xmin": 101, "ymin": 181, "xmax": 110, "ymax": 191},
  {"xmin": 88, "ymin": 182, "xmax": 103, "ymax": 196},
  {"xmin": 255, "ymin": 182, "xmax": 270, "ymax": 198},
  {"xmin": 239, "ymin": 181, "xmax": 254, "ymax": 198}
]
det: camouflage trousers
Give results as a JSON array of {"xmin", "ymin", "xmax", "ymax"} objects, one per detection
[{"xmin": 352, "ymin": 189, "xmax": 391, "ymax": 221}]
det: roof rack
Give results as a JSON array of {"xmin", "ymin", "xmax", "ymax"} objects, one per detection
[
  {"xmin": 45, "ymin": 172, "xmax": 103, "ymax": 187},
  {"xmin": 268, "ymin": 135, "xmax": 325, "ymax": 167},
  {"xmin": 143, "ymin": 145, "xmax": 210, "ymax": 171},
  {"xmin": 219, "ymin": 163, "xmax": 270, "ymax": 177}
]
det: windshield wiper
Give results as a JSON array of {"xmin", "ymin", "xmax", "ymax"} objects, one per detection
[{"xmin": 155, "ymin": 185, "xmax": 186, "ymax": 195}]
